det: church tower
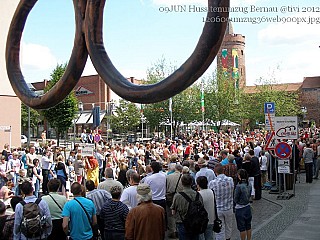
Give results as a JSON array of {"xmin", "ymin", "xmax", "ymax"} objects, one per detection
[{"xmin": 217, "ymin": 22, "xmax": 246, "ymax": 89}]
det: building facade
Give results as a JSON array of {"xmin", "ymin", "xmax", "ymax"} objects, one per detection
[
  {"xmin": 0, "ymin": 0, "xmax": 21, "ymax": 149},
  {"xmin": 31, "ymin": 75, "xmax": 142, "ymax": 137}
]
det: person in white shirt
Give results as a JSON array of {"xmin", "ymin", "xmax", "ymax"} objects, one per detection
[
  {"xmin": 144, "ymin": 161, "xmax": 166, "ymax": 210},
  {"xmin": 120, "ymin": 172, "xmax": 140, "ymax": 210},
  {"xmin": 41, "ymin": 149, "xmax": 53, "ymax": 195},
  {"xmin": 259, "ymin": 151, "xmax": 268, "ymax": 186},
  {"xmin": 197, "ymin": 176, "xmax": 216, "ymax": 240},
  {"xmin": 254, "ymin": 142, "xmax": 262, "ymax": 158}
]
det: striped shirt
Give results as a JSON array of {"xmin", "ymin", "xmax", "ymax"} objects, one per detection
[
  {"xmin": 100, "ymin": 198, "xmax": 129, "ymax": 231},
  {"xmin": 86, "ymin": 189, "xmax": 111, "ymax": 215},
  {"xmin": 208, "ymin": 174, "xmax": 234, "ymax": 211}
]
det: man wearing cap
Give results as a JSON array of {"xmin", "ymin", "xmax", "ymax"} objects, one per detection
[
  {"xmin": 125, "ymin": 183, "xmax": 165, "ymax": 240},
  {"xmin": 195, "ymin": 157, "xmax": 216, "ymax": 183}
]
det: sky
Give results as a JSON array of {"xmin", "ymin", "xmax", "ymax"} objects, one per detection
[{"xmin": 19, "ymin": 0, "xmax": 320, "ymax": 86}]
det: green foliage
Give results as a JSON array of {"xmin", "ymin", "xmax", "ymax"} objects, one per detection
[
  {"xmin": 240, "ymin": 79, "xmax": 301, "ymax": 128},
  {"xmin": 142, "ymin": 59, "xmax": 200, "ymax": 135},
  {"xmin": 21, "ymin": 103, "xmax": 41, "ymax": 134},
  {"xmin": 109, "ymin": 99, "xmax": 141, "ymax": 133},
  {"xmin": 204, "ymin": 69, "xmax": 242, "ymax": 130},
  {"xmin": 42, "ymin": 64, "xmax": 78, "ymax": 142}
]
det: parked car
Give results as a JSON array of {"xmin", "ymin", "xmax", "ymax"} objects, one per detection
[{"xmin": 21, "ymin": 135, "xmax": 28, "ymax": 144}]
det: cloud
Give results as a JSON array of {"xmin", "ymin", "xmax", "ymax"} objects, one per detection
[
  {"xmin": 82, "ymin": 58, "xmax": 147, "ymax": 80},
  {"xmin": 21, "ymin": 42, "xmax": 57, "ymax": 71},
  {"xmin": 258, "ymin": 12, "xmax": 320, "ymax": 46}
]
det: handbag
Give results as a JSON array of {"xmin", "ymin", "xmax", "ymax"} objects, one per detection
[
  {"xmin": 166, "ymin": 174, "xmax": 182, "ymax": 207},
  {"xmin": 74, "ymin": 198, "xmax": 101, "ymax": 240},
  {"xmin": 212, "ymin": 189, "xmax": 222, "ymax": 233}
]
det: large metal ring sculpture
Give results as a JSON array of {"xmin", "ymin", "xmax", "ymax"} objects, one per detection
[{"xmin": 6, "ymin": 0, "xmax": 229, "ymax": 109}]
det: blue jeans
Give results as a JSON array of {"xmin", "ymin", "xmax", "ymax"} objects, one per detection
[
  {"xmin": 34, "ymin": 179, "xmax": 40, "ymax": 197},
  {"xmin": 13, "ymin": 173, "xmax": 19, "ymax": 195},
  {"xmin": 313, "ymin": 158, "xmax": 317, "ymax": 176},
  {"xmin": 199, "ymin": 224, "xmax": 214, "ymax": 240},
  {"xmin": 177, "ymin": 223, "xmax": 200, "ymax": 240}
]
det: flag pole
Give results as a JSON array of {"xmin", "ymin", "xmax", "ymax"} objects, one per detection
[
  {"xmin": 169, "ymin": 98, "xmax": 173, "ymax": 139},
  {"xmin": 201, "ymin": 80, "xmax": 205, "ymax": 133}
]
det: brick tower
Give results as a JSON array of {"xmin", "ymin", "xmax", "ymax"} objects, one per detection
[{"xmin": 217, "ymin": 22, "xmax": 246, "ymax": 89}]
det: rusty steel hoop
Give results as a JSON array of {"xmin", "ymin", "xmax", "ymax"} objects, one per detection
[{"xmin": 6, "ymin": 0, "xmax": 229, "ymax": 109}]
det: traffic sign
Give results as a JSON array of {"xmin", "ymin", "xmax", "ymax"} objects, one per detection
[
  {"xmin": 265, "ymin": 113, "xmax": 275, "ymax": 131},
  {"xmin": 278, "ymin": 166, "xmax": 290, "ymax": 174},
  {"xmin": 264, "ymin": 102, "xmax": 275, "ymax": 114},
  {"xmin": 278, "ymin": 158, "xmax": 290, "ymax": 174},
  {"xmin": 265, "ymin": 131, "xmax": 280, "ymax": 150},
  {"xmin": 274, "ymin": 116, "xmax": 298, "ymax": 140},
  {"xmin": 278, "ymin": 159, "xmax": 290, "ymax": 166},
  {"xmin": 275, "ymin": 142, "xmax": 292, "ymax": 159},
  {"xmin": 0, "ymin": 126, "xmax": 11, "ymax": 131}
]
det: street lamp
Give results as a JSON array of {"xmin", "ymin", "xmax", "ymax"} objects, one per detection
[
  {"xmin": 106, "ymin": 101, "xmax": 115, "ymax": 143},
  {"xmin": 73, "ymin": 101, "xmax": 83, "ymax": 147}
]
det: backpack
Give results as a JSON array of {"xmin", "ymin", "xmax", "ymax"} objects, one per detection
[
  {"xmin": 179, "ymin": 192, "xmax": 209, "ymax": 234},
  {"xmin": 20, "ymin": 198, "xmax": 45, "ymax": 238}
]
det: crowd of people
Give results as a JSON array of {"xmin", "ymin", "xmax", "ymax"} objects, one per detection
[{"xmin": 0, "ymin": 126, "xmax": 319, "ymax": 240}]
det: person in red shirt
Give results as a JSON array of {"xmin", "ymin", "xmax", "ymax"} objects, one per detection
[{"xmin": 184, "ymin": 143, "xmax": 192, "ymax": 160}]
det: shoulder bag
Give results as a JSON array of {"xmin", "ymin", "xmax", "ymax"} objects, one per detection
[
  {"xmin": 212, "ymin": 189, "xmax": 222, "ymax": 233},
  {"xmin": 166, "ymin": 174, "xmax": 182, "ymax": 207},
  {"xmin": 48, "ymin": 194, "xmax": 63, "ymax": 211},
  {"xmin": 74, "ymin": 198, "xmax": 101, "ymax": 240}
]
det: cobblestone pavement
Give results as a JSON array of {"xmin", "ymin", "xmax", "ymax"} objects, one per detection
[
  {"xmin": 166, "ymin": 172, "xmax": 314, "ymax": 240},
  {"xmin": 252, "ymin": 174, "xmax": 312, "ymax": 240}
]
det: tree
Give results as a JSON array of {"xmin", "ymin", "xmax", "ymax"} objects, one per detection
[
  {"xmin": 21, "ymin": 103, "xmax": 41, "ymax": 135},
  {"xmin": 109, "ymin": 99, "xmax": 141, "ymax": 134},
  {"xmin": 142, "ymin": 59, "xmax": 200, "ymax": 136},
  {"xmin": 42, "ymin": 64, "xmax": 78, "ymax": 145},
  {"xmin": 240, "ymin": 78, "xmax": 301, "ymax": 129},
  {"xmin": 203, "ymin": 69, "xmax": 242, "ymax": 130}
]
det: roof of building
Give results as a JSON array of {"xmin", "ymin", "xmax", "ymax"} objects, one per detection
[
  {"xmin": 302, "ymin": 76, "xmax": 320, "ymax": 89},
  {"xmin": 244, "ymin": 82, "xmax": 302, "ymax": 94},
  {"xmin": 226, "ymin": 21, "xmax": 233, "ymax": 35}
]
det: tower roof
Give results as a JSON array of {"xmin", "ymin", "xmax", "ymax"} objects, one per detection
[{"xmin": 226, "ymin": 21, "xmax": 234, "ymax": 35}]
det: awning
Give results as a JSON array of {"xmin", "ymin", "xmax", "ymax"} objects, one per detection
[
  {"xmin": 76, "ymin": 111, "xmax": 106, "ymax": 125},
  {"xmin": 87, "ymin": 112, "xmax": 106, "ymax": 124},
  {"xmin": 76, "ymin": 112, "xmax": 92, "ymax": 124}
]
